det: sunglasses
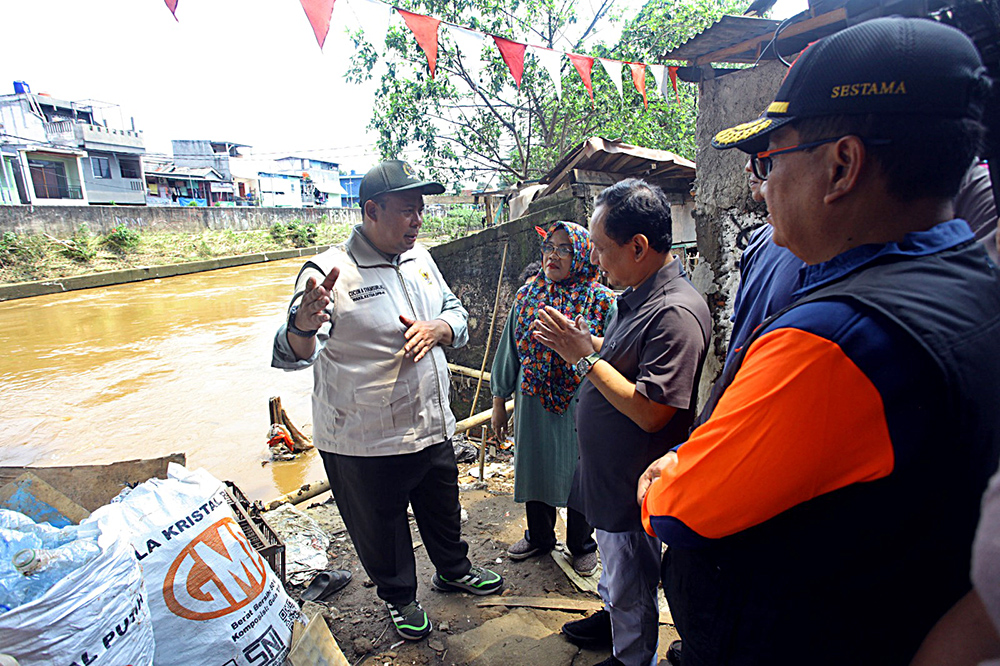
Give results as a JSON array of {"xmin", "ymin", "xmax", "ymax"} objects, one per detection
[
  {"xmin": 751, "ymin": 136, "xmax": 891, "ymax": 180},
  {"xmin": 541, "ymin": 242, "xmax": 573, "ymax": 258}
]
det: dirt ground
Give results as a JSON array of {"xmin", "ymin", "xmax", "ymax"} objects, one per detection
[{"xmin": 279, "ymin": 455, "xmax": 679, "ymax": 666}]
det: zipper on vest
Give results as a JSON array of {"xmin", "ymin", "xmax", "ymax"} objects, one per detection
[{"xmin": 394, "ymin": 265, "xmax": 448, "ymax": 434}]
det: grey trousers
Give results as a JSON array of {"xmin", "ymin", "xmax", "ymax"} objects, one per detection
[{"xmin": 595, "ymin": 529, "xmax": 662, "ymax": 666}]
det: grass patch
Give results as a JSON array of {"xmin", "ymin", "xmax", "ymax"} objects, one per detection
[{"xmin": 0, "ymin": 222, "xmax": 354, "ymax": 286}]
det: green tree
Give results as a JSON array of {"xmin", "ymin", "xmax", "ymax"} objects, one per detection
[{"xmin": 347, "ymin": 0, "xmax": 746, "ymax": 186}]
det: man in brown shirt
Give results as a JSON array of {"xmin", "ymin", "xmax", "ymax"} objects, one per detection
[{"xmin": 534, "ymin": 178, "xmax": 711, "ymax": 666}]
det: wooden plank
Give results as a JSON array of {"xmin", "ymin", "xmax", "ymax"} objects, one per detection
[
  {"xmin": 477, "ymin": 595, "xmax": 602, "ymax": 613},
  {"xmin": 550, "ymin": 549, "xmax": 601, "ymax": 596},
  {"xmin": 569, "ymin": 169, "xmax": 619, "ymax": 186},
  {"xmin": 694, "ymin": 8, "xmax": 846, "ymax": 65},
  {"xmin": 0, "ymin": 453, "xmax": 186, "ymax": 511},
  {"xmin": 477, "ymin": 595, "xmax": 674, "ymax": 625},
  {"xmin": 0, "ymin": 472, "xmax": 90, "ymax": 526}
]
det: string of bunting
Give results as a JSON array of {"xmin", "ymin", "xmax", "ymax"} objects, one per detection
[{"xmin": 161, "ymin": 0, "xmax": 681, "ymax": 105}]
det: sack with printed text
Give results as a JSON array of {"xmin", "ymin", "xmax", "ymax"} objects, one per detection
[
  {"xmin": 0, "ymin": 510, "xmax": 155, "ymax": 666},
  {"xmin": 91, "ymin": 463, "xmax": 300, "ymax": 666}
]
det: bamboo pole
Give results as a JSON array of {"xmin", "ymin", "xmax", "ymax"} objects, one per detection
[{"xmin": 475, "ymin": 240, "xmax": 509, "ymax": 480}]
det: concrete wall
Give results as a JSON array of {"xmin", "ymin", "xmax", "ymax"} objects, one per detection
[
  {"xmin": 430, "ymin": 192, "xmax": 587, "ymax": 372},
  {"xmin": 0, "ymin": 205, "xmax": 361, "ymax": 236},
  {"xmin": 691, "ymin": 61, "xmax": 785, "ymax": 402}
]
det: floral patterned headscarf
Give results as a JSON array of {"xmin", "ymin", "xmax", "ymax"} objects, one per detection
[{"xmin": 512, "ymin": 221, "xmax": 615, "ymax": 414}]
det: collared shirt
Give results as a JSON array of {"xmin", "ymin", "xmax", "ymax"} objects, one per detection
[
  {"xmin": 572, "ymin": 258, "xmax": 710, "ymax": 532},
  {"xmin": 726, "ymin": 225, "xmax": 804, "ymax": 368}
]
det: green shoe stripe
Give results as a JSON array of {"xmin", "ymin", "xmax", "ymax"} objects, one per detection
[{"xmin": 396, "ymin": 615, "xmax": 429, "ymax": 632}]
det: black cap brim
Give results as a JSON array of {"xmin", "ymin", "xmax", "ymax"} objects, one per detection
[{"xmin": 711, "ymin": 115, "xmax": 795, "ymax": 154}]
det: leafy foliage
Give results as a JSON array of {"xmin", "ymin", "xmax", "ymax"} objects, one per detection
[
  {"xmin": 347, "ymin": 0, "xmax": 746, "ymax": 186},
  {"xmin": 102, "ymin": 224, "xmax": 142, "ymax": 254},
  {"xmin": 286, "ymin": 220, "xmax": 318, "ymax": 248}
]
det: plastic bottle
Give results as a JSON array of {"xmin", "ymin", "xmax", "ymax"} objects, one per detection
[{"xmin": 10, "ymin": 540, "xmax": 102, "ymax": 604}]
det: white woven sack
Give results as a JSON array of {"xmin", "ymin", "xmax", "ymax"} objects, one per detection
[
  {"xmin": 92, "ymin": 463, "xmax": 299, "ymax": 666},
  {"xmin": 0, "ymin": 516, "xmax": 155, "ymax": 666}
]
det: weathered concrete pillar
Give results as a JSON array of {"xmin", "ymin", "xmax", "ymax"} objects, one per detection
[{"xmin": 691, "ymin": 61, "xmax": 786, "ymax": 402}]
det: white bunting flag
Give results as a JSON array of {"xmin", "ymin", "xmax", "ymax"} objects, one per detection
[
  {"xmin": 647, "ymin": 64, "xmax": 666, "ymax": 97},
  {"xmin": 444, "ymin": 24, "xmax": 486, "ymax": 89},
  {"xmin": 347, "ymin": 0, "xmax": 391, "ymax": 53},
  {"xmin": 599, "ymin": 58, "xmax": 624, "ymax": 100},
  {"xmin": 530, "ymin": 46, "xmax": 564, "ymax": 101}
]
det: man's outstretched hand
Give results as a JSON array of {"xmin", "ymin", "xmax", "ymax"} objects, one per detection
[
  {"xmin": 296, "ymin": 267, "xmax": 340, "ymax": 331},
  {"xmin": 400, "ymin": 315, "xmax": 452, "ymax": 362}
]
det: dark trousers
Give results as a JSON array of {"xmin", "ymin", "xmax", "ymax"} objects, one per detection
[
  {"xmin": 525, "ymin": 500, "xmax": 598, "ymax": 557},
  {"xmin": 320, "ymin": 441, "xmax": 471, "ymax": 606}
]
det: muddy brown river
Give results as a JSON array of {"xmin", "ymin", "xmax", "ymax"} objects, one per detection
[{"xmin": 0, "ymin": 258, "xmax": 328, "ymax": 501}]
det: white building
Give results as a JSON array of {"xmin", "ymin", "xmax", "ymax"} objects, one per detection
[{"xmin": 0, "ymin": 84, "xmax": 145, "ymax": 205}]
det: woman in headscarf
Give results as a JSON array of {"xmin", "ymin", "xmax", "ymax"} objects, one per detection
[{"xmin": 490, "ymin": 220, "xmax": 616, "ymax": 576}]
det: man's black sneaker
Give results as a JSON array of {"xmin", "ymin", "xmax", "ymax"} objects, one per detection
[
  {"xmin": 386, "ymin": 600, "xmax": 431, "ymax": 640},
  {"xmin": 562, "ymin": 609, "xmax": 613, "ymax": 649},
  {"xmin": 431, "ymin": 565, "xmax": 504, "ymax": 595}
]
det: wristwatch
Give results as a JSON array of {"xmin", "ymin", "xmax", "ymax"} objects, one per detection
[
  {"xmin": 287, "ymin": 305, "xmax": 318, "ymax": 338},
  {"xmin": 574, "ymin": 351, "xmax": 601, "ymax": 378}
]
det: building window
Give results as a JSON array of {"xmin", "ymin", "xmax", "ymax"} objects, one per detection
[
  {"xmin": 119, "ymin": 159, "xmax": 140, "ymax": 179},
  {"xmin": 29, "ymin": 159, "xmax": 78, "ymax": 199},
  {"xmin": 91, "ymin": 156, "xmax": 111, "ymax": 179}
]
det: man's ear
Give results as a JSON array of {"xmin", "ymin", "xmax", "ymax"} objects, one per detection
[
  {"xmin": 824, "ymin": 136, "xmax": 866, "ymax": 205},
  {"xmin": 364, "ymin": 199, "xmax": 380, "ymax": 222},
  {"xmin": 633, "ymin": 234, "xmax": 650, "ymax": 261}
]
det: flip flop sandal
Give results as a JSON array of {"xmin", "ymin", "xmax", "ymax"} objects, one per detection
[{"xmin": 301, "ymin": 569, "xmax": 352, "ymax": 602}]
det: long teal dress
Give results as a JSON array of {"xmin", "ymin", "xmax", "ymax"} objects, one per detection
[{"xmin": 491, "ymin": 300, "xmax": 617, "ymax": 506}]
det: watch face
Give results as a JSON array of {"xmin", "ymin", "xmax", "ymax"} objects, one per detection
[{"xmin": 575, "ymin": 357, "xmax": 590, "ymax": 377}]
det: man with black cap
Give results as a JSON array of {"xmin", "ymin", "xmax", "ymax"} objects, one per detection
[
  {"xmin": 272, "ymin": 160, "xmax": 503, "ymax": 641},
  {"xmin": 638, "ymin": 17, "xmax": 1000, "ymax": 665}
]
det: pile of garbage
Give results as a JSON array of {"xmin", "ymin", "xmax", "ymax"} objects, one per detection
[{"xmin": 0, "ymin": 464, "xmax": 307, "ymax": 666}]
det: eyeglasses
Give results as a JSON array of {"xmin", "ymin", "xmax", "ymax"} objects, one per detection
[
  {"xmin": 751, "ymin": 136, "xmax": 891, "ymax": 180},
  {"xmin": 541, "ymin": 242, "xmax": 573, "ymax": 258}
]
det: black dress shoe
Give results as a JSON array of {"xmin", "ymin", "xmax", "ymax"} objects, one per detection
[
  {"xmin": 301, "ymin": 569, "xmax": 352, "ymax": 602},
  {"xmin": 561, "ymin": 609, "xmax": 613, "ymax": 649},
  {"xmin": 666, "ymin": 638, "xmax": 682, "ymax": 665}
]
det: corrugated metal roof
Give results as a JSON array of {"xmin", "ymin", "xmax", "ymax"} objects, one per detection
[
  {"xmin": 538, "ymin": 137, "xmax": 695, "ymax": 198},
  {"xmin": 664, "ymin": 0, "xmax": 950, "ymax": 66},
  {"xmin": 146, "ymin": 165, "xmax": 225, "ymax": 181},
  {"xmin": 666, "ymin": 15, "xmax": 783, "ymax": 63}
]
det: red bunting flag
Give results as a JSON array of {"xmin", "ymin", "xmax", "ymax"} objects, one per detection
[
  {"xmin": 668, "ymin": 65, "xmax": 680, "ymax": 103},
  {"xmin": 398, "ymin": 9, "xmax": 442, "ymax": 79},
  {"xmin": 299, "ymin": 0, "xmax": 337, "ymax": 50},
  {"xmin": 568, "ymin": 54, "xmax": 596, "ymax": 102},
  {"xmin": 493, "ymin": 36, "xmax": 527, "ymax": 88},
  {"xmin": 629, "ymin": 63, "xmax": 647, "ymax": 109},
  {"xmin": 163, "ymin": 0, "xmax": 178, "ymax": 20}
]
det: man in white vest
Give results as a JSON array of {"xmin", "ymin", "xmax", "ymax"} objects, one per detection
[{"xmin": 272, "ymin": 160, "xmax": 503, "ymax": 641}]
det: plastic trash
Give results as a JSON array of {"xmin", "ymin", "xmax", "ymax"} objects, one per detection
[
  {"xmin": 11, "ymin": 540, "xmax": 102, "ymax": 604},
  {"xmin": 0, "ymin": 509, "xmax": 155, "ymax": 666}
]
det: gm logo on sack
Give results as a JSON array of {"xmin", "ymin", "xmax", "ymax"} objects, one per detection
[{"xmin": 163, "ymin": 517, "xmax": 268, "ymax": 620}]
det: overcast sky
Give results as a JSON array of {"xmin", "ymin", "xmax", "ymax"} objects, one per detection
[{"xmin": 1, "ymin": 0, "xmax": 804, "ymax": 172}]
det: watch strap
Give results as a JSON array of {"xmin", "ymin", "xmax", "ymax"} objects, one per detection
[{"xmin": 287, "ymin": 304, "xmax": 318, "ymax": 338}]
